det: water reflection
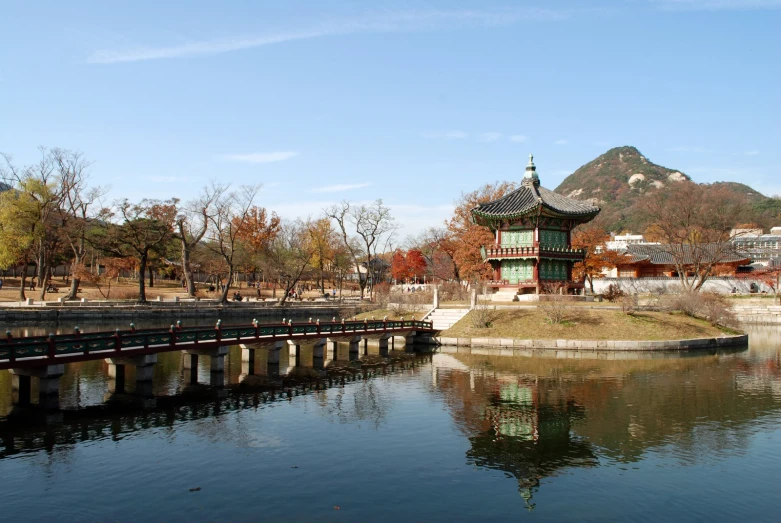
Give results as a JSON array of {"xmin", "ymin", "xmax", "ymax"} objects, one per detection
[
  {"xmin": 1, "ymin": 322, "xmax": 780, "ymax": 520},
  {"xmin": 430, "ymin": 332, "xmax": 781, "ymax": 509}
]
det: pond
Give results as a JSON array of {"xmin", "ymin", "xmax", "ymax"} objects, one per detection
[{"xmin": 0, "ymin": 320, "xmax": 779, "ymax": 522}]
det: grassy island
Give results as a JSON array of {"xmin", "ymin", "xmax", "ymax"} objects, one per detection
[{"xmin": 442, "ymin": 309, "xmax": 734, "ymax": 341}]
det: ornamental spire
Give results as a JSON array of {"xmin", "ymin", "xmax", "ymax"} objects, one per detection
[{"xmin": 522, "ymin": 153, "xmax": 540, "ymax": 186}]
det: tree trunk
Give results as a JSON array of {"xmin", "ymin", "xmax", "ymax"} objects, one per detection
[
  {"xmin": 319, "ymin": 260, "xmax": 325, "ymax": 294},
  {"xmin": 36, "ymin": 250, "xmax": 45, "ymax": 287},
  {"xmin": 219, "ymin": 268, "xmax": 233, "ymax": 304},
  {"xmin": 38, "ymin": 270, "xmax": 50, "ymax": 301},
  {"xmin": 138, "ymin": 252, "xmax": 148, "ymax": 303},
  {"xmin": 148, "ymin": 267, "xmax": 154, "ymax": 288},
  {"xmin": 18, "ymin": 267, "xmax": 27, "ymax": 301},
  {"xmin": 181, "ymin": 242, "xmax": 196, "ymax": 297}
]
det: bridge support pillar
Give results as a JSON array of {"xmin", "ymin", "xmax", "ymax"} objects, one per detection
[
  {"xmin": 325, "ymin": 340, "xmax": 338, "ymax": 360},
  {"xmin": 9, "ymin": 365, "xmax": 65, "ymax": 410},
  {"xmin": 312, "ymin": 339, "xmax": 327, "ymax": 369},
  {"xmin": 287, "ymin": 341, "xmax": 301, "ymax": 368},
  {"xmin": 261, "ymin": 341, "xmax": 285, "ymax": 377},
  {"xmin": 348, "ymin": 336, "xmax": 363, "ymax": 361},
  {"xmin": 378, "ymin": 336, "xmax": 390, "ymax": 357},
  {"xmin": 240, "ymin": 345, "xmax": 262, "ymax": 379},
  {"xmin": 106, "ymin": 354, "xmax": 158, "ymax": 382},
  {"xmin": 183, "ymin": 346, "xmax": 229, "ymax": 372}
]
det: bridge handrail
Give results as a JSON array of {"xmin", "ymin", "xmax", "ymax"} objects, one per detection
[{"xmin": 0, "ymin": 319, "xmax": 433, "ymax": 364}]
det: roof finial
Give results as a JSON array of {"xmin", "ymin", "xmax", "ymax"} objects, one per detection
[{"xmin": 523, "ymin": 153, "xmax": 539, "ymax": 186}]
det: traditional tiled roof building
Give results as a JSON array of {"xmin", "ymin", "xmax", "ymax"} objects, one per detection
[
  {"xmin": 614, "ymin": 244, "xmax": 750, "ymax": 278},
  {"xmin": 471, "ymin": 154, "xmax": 600, "ymax": 295}
]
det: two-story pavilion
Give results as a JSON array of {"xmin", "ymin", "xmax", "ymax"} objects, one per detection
[{"xmin": 471, "ymin": 154, "xmax": 600, "ymax": 295}]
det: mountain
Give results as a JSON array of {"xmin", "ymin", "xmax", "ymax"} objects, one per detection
[{"xmin": 554, "ymin": 146, "xmax": 780, "ymax": 232}]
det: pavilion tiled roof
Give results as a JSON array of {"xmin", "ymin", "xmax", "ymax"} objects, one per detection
[
  {"xmin": 472, "ymin": 154, "xmax": 600, "ymax": 222},
  {"xmin": 623, "ymin": 244, "xmax": 750, "ymax": 265}
]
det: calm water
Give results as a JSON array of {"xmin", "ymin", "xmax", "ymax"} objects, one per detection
[{"xmin": 1, "ymin": 319, "xmax": 780, "ymax": 522}]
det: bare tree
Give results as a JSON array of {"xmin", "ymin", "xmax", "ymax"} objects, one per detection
[
  {"xmin": 174, "ymin": 190, "xmax": 218, "ymax": 297},
  {"xmin": 204, "ymin": 183, "xmax": 260, "ymax": 303},
  {"xmin": 53, "ymin": 148, "xmax": 107, "ymax": 300},
  {"xmin": 263, "ymin": 219, "xmax": 316, "ymax": 305},
  {"xmin": 326, "ymin": 199, "xmax": 397, "ymax": 299},
  {"xmin": 639, "ymin": 182, "xmax": 745, "ymax": 292}
]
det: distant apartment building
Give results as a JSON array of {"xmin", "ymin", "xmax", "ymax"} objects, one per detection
[
  {"xmin": 604, "ymin": 233, "xmax": 658, "ymax": 252},
  {"xmin": 730, "ymin": 226, "xmax": 781, "ymax": 265}
]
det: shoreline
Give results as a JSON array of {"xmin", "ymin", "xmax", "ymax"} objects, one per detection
[{"xmin": 435, "ymin": 333, "xmax": 748, "ymax": 351}]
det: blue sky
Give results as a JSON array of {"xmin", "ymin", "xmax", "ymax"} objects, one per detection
[{"xmin": 1, "ymin": 0, "xmax": 779, "ymax": 236}]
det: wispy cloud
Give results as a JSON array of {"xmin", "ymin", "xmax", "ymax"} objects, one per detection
[
  {"xmin": 745, "ymin": 150, "xmax": 760, "ymax": 156},
  {"xmin": 143, "ymin": 175, "xmax": 189, "ymax": 183},
  {"xmin": 651, "ymin": 0, "xmax": 781, "ymax": 10},
  {"xmin": 509, "ymin": 134, "xmax": 528, "ymax": 143},
  {"xmin": 312, "ymin": 182, "xmax": 371, "ymax": 193},
  {"xmin": 88, "ymin": 7, "xmax": 593, "ymax": 64},
  {"xmin": 479, "ymin": 132, "xmax": 502, "ymax": 142},
  {"xmin": 221, "ymin": 152, "xmax": 299, "ymax": 164},
  {"xmin": 554, "ymin": 139, "xmax": 568, "ymax": 145},
  {"xmin": 668, "ymin": 146, "xmax": 709, "ymax": 153},
  {"xmin": 421, "ymin": 130, "xmax": 468, "ymax": 140}
]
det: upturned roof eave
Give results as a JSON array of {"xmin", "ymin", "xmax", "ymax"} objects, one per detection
[{"xmin": 471, "ymin": 203, "xmax": 600, "ymax": 223}]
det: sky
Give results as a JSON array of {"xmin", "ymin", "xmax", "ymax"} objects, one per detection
[{"xmin": 1, "ymin": 0, "xmax": 779, "ymax": 238}]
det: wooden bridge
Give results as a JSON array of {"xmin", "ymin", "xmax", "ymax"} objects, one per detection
[
  {"xmin": 0, "ymin": 319, "xmax": 434, "ymax": 370},
  {"xmin": 1, "ymin": 318, "xmax": 435, "ymax": 411}
]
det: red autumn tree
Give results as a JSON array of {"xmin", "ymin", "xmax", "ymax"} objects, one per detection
[
  {"xmin": 571, "ymin": 220, "xmax": 622, "ymax": 294},
  {"xmin": 391, "ymin": 249, "xmax": 409, "ymax": 282},
  {"xmin": 446, "ymin": 181, "xmax": 517, "ymax": 282},
  {"xmin": 405, "ymin": 249, "xmax": 427, "ymax": 282}
]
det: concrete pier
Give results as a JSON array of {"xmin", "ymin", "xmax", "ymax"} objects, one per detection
[
  {"xmin": 312, "ymin": 339, "xmax": 327, "ymax": 369},
  {"xmin": 288, "ymin": 341, "xmax": 301, "ymax": 367},
  {"xmin": 106, "ymin": 354, "xmax": 158, "ymax": 383},
  {"xmin": 9, "ymin": 365, "xmax": 65, "ymax": 409}
]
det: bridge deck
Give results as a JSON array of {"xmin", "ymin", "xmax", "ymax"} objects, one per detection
[{"xmin": 0, "ymin": 320, "xmax": 434, "ymax": 370}]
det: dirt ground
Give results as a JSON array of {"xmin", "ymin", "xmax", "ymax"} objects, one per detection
[{"xmin": 0, "ymin": 276, "xmax": 363, "ymax": 303}]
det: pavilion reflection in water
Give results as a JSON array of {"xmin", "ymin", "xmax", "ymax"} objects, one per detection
[{"xmin": 467, "ymin": 380, "xmax": 597, "ymax": 510}]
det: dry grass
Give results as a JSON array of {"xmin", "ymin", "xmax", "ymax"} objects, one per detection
[
  {"xmin": 354, "ymin": 309, "xmax": 414, "ymax": 321},
  {"xmin": 441, "ymin": 308, "xmax": 730, "ymax": 340}
]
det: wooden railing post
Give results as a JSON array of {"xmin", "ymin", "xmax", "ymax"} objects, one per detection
[
  {"xmin": 316, "ymin": 318, "xmax": 321, "ymax": 336},
  {"xmin": 169, "ymin": 325, "xmax": 176, "ymax": 347},
  {"xmin": 47, "ymin": 333, "xmax": 56, "ymax": 359},
  {"xmin": 114, "ymin": 329, "xmax": 122, "ymax": 353},
  {"xmin": 215, "ymin": 319, "xmax": 222, "ymax": 343}
]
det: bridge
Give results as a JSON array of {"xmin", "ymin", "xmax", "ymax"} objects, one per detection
[{"xmin": 1, "ymin": 318, "xmax": 435, "ymax": 410}]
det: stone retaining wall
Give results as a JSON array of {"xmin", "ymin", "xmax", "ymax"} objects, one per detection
[
  {"xmin": 435, "ymin": 334, "xmax": 748, "ymax": 351},
  {"xmin": 731, "ymin": 305, "xmax": 781, "ymax": 325}
]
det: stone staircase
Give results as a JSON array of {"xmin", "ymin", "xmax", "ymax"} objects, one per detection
[{"xmin": 424, "ymin": 308, "xmax": 470, "ymax": 330}]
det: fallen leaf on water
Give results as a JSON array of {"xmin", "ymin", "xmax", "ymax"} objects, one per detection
[
  {"xmin": 189, "ymin": 487, "xmax": 201, "ymax": 492},
  {"xmin": 333, "ymin": 506, "xmax": 340, "ymax": 510}
]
